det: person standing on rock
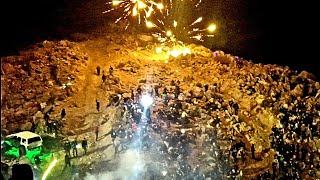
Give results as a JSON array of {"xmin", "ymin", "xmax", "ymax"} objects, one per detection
[
  {"xmin": 61, "ymin": 108, "xmax": 66, "ymax": 119},
  {"xmin": 65, "ymin": 154, "xmax": 71, "ymax": 167},
  {"xmin": 174, "ymin": 85, "xmax": 180, "ymax": 99},
  {"xmin": 72, "ymin": 140, "xmax": 78, "ymax": 157},
  {"xmin": 251, "ymin": 143, "xmax": 255, "ymax": 159},
  {"xmin": 34, "ymin": 155, "xmax": 41, "ymax": 167},
  {"xmin": 131, "ymin": 89, "xmax": 135, "ymax": 102},
  {"xmin": 96, "ymin": 66, "xmax": 101, "ymax": 76},
  {"xmin": 81, "ymin": 138, "xmax": 88, "ymax": 155},
  {"xmin": 213, "ymin": 83, "xmax": 217, "ymax": 94},
  {"xmin": 137, "ymin": 85, "xmax": 142, "ymax": 97},
  {"xmin": 95, "ymin": 125, "xmax": 99, "ymax": 141},
  {"xmin": 102, "ymin": 71, "xmax": 107, "ymax": 83},
  {"xmin": 64, "ymin": 141, "xmax": 71, "ymax": 157},
  {"xmin": 96, "ymin": 99, "xmax": 100, "ymax": 112},
  {"xmin": 163, "ymin": 87, "xmax": 168, "ymax": 95},
  {"xmin": 109, "ymin": 66, "xmax": 114, "ymax": 76},
  {"xmin": 232, "ymin": 102, "xmax": 239, "ymax": 115},
  {"xmin": 154, "ymin": 84, "xmax": 159, "ymax": 97}
]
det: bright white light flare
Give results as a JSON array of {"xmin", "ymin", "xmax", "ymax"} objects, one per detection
[{"xmin": 140, "ymin": 95, "xmax": 153, "ymax": 107}]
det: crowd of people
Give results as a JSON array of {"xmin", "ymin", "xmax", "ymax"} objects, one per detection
[
  {"xmin": 92, "ymin": 56, "xmax": 320, "ymax": 179},
  {"xmin": 98, "ymin": 78, "xmax": 250, "ymax": 179},
  {"xmin": 23, "ymin": 53, "xmax": 320, "ymax": 179}
]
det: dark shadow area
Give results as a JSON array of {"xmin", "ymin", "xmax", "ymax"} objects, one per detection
[
  {"xmin": 1, "ymin": 0, "xmax": 111, "ymax": 56},
  {"xmin": 201, "ymin": 0, "xmax": 319, "ymax": 78}
]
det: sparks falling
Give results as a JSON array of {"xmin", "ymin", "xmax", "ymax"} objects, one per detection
[
  {"xmin": 104, "ymin": 0, "xmax": 169, "ymax": 29},
  {"xmin": 104, "ymin": 0, "xmax": 216, "ymax": 59},
  {"xmin": 146, "ymin": 17, "xmax": 216, "ymax": 43},
  {"xmin": 145, "ymin": 16, "xmax": 216, "ymax": 59}
]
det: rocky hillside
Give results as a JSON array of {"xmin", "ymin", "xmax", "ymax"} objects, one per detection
[
  {"xmin": 1, "ymin": 28, "xmax": 320, "ymax": 179},
  {"xmin": 1, "ymin": 40, "xmax": 88, "ymax": 133}
]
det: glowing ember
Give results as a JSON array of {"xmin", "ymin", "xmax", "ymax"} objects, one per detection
[
  {"xmin": 155, "ymin": 40, "xmax": 191, "ymax": 59},
  {"xmin": 146, "ymin": 21, "xmax": 154, "ymax": 28},
  {"xmin": 166, "ymin": 30, "xmax": 172, "ymax": 37},
  {"xmin": 173, "ymin": 20, "xmax": 177, "ymax": 28},
  {"xmin": 207, "ymin": 24, "xmax": 217, "ymax": 32}
]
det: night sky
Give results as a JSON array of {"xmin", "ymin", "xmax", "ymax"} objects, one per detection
[{"xmin": 1, "ymin": 0, "xmax": 318, "ymax": 78}]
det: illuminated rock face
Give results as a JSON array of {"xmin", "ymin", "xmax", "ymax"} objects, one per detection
[
  {"xmin": 1, "ymin": 40, "xmax": 88, "ymax": 133},
  {"xmin": 1, "ymin": 28, "xmax": 319, "ymax": 180}
]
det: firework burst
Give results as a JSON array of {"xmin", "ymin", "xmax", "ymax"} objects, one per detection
[
  {"xmin": 104, "ymin": 0, "xmax": 216, "ymax": 59},
  {"xmin": 104, "ymin": 0, "xmax": 169, "ymax": 29},
  {"xmin": 146, "ymin": 16, "xmax": 216, "ymax": 43},
  {"xmin": 145, "ymin": 14, "xmax": 216, "ymax": 59}
]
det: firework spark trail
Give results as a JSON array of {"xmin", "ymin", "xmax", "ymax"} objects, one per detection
[
  {"xmin": 103, "ymin": 0, "xmax": 212, "ymax": 39},
  {"xmin": 104, "ymin": 0, "xmax": 167, "ymax": 29},
  {"xmin": 146, "ymin": 15, "xmax": 216, "ymax": 43},
  {"xmin": 104, "ymin": 0, "xmax": 216, "ymax": 58},
  {"xmin": 195, "ymin": 0, "xmax": 202, "ymax": 7}
]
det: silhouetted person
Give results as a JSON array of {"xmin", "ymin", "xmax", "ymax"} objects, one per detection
[
  {"xmin": 44, "ymin": 112, "xmax": 50, "ymax": 121},
  {"xmin": 72, "ymin": 140, "xmax": 78, "ymax": 157},
  {"xmin": 96, "ymin": 99, "xmax": 100, "ymax": 112},
  {"xmin": 64, "ymin": 141, "xmax": 71, "ymax": 156},
  {"xmin": 213, "ymin": 83, "xmax": 217, "ymax": 93},
  {"xmin": 9, "ymin": 164, "xmax": 33, "ymax": 180},
  {"xmin": 169, "ymin": 79, "xmax": 175, "ymax": 86},
  {"xmin": 82, "ymin": 138, "xmax": 88, "ymax": 155},
  {"xmin": 131, "ymin": 89, "xmax": 135, "ymax": 102},
  {"xmin": 204, "ymin": 84, "xmax": 209, "ymax": 92},
  {"xmin": 174, "ymin": 85, "xmax": 180, "ymax": 99},
  {"xmin": 95, "ymin": 125, "xmax": 99, "ymax": 141},
  {"xmin": 65, "ymin": 154, "xmax": 71, "ymax": 167},
  {"xmin": 34, "ymin": 155, "xmax": 41, "ymax": 166},
  {"xmin": 96, "ymin": 66, "xmax": 101, "ymax": 76},
  {"xmin": 50, "ymin": 65, "xmax": 58, "ymax": 82},
  {"xmin": 102, "ymin": 72, "xmax": 107, "ymax": 83},
  {"xmin": 137, "ymin": 86, "xmax": 142, "ymax": 96},
  {"xmin": 154, "ymin": 84, "xmax": 159, "ymax": 97},
  {"xmin": 233, "ymin": 103, "xmax": 239, "ymax": 115},
  {"xmin": 61, "ymin": 108, "xmax": 66, "ymax": 118},
  {"xmin": 251, "ymin": 144, "xmax": 255, "ymax": 159},
  {"xmin": 109, "ymin": 66, "xmax": 113, "ymax": 75}
]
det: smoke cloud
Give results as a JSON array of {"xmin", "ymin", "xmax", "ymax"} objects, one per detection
[{"xmin": 84, "ymin": 149, "xmax": 145, "ymax": 180}]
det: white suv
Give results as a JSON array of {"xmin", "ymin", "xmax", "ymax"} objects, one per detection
[{"xmin": 6, "ymin": 131, "xmax": 43, "ymax": 150}]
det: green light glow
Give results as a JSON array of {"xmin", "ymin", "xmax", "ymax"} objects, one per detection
[
  {"xmin": 4, "ymin": 145, "xmax": 51, "ymax": 163},
  {"xmin": 5, "ymin": 147, "xmax": 20, "ymax": 158}
]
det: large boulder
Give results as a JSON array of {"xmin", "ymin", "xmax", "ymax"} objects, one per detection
[
  {"xmin": 298, "ymin": 70, "xmax": 316, "ymax": 80},
  {"xmin": 1, "ymin": 63, "xmax": 16, "ymax": 75},
  {"xmin": 20, "ymin": 122, "xmax": 33, "ymax": 131},
  {"xmin": 291, "ymin": 84, "xmax": 304, "ymax": 97}
]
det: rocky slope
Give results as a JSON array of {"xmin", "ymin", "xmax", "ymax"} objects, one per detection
[
  {"xmin": 1, "ymin": 27, "xmax": 320, "ymax": 179},
  {"xmin": 1, "ymin": 40, "xmax": 88, "ymax": 133}
]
